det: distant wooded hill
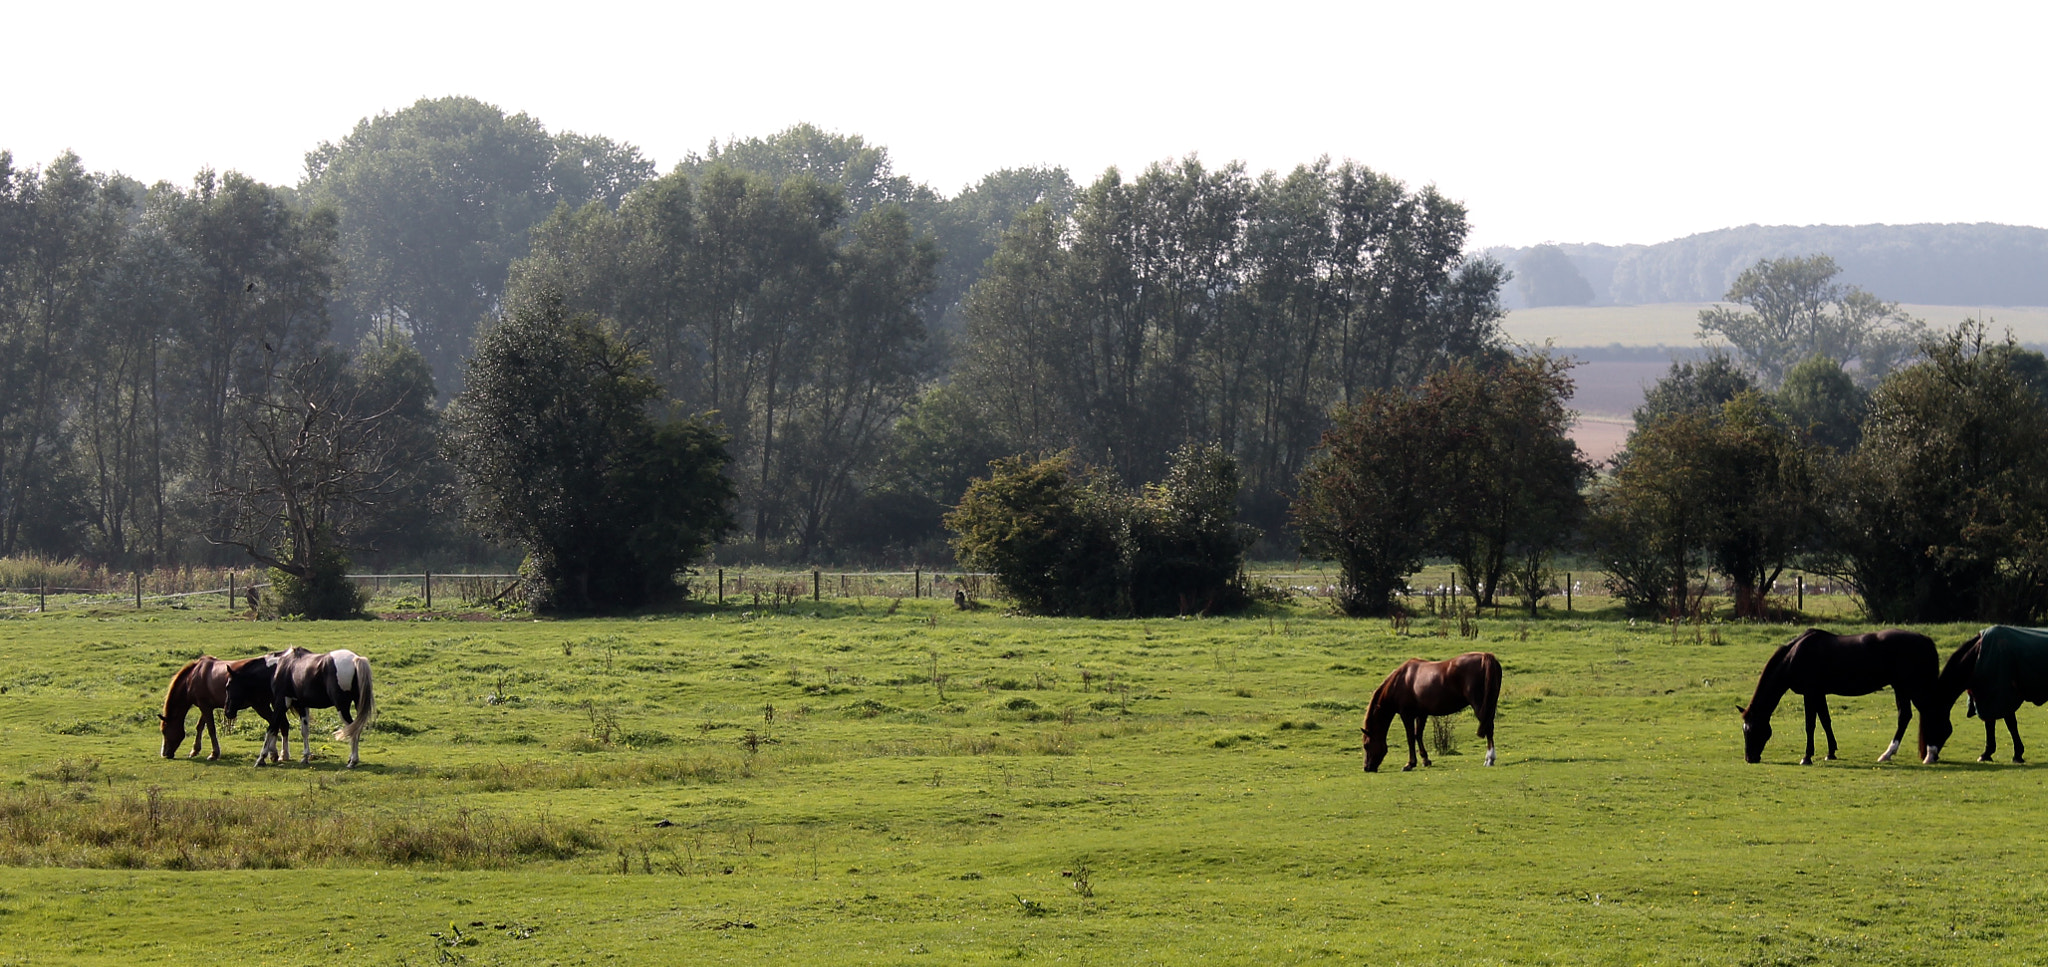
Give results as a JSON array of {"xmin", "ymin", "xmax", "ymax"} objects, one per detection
[{"xmin": 1489, "ymin": 223, "xmax": 2048, "ymax": 309}]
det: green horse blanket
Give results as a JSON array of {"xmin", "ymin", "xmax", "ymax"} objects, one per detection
[{"xmin": 1973, "ymin": 626, "xmax": 2048, "ymax": 718}]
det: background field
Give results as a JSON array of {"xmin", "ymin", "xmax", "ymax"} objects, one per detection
[
  {"xmin": 1503, "ymin": 303, "xmax": 2048, "ymax": 349},
  {"xmin": 0, "ymin": 595, "xmax": 2036, "ymax": 966}
]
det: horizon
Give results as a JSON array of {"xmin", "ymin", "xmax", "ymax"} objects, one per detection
[{"xmin": 8, "ymin": 1, "xmax": 2046, "ymax": 250}]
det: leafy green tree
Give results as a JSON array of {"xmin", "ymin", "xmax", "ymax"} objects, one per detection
[
  {"xmin": 1774, "ymin": 355, "xmax": 1865, "ymax": 452},
  {"xmin": 947, "ymin": 445, "xmax": 1252, "ymax": 617},
  {"xmin": 1514, "ymin": 244, "xmax": 1594, "ymax": 307},
  {"xmin": 1431, "ymin": 354, "xmax": 1591, "ymax": 613},
  {"xmin": 1697, "ymin": 254, "xmax": 1923, "ymax": 388},
  {"xmin": 304, "ymin": 96, "xmax": 652, "ymax": 388},
  {"xmin": 946, "ymin": 452, "xmax": 1121, "ymax": 616},
  {"xmin": 442, "ymin": 295, "xmax": 734, "ymax": 612},
  {"xmin": 0, "ymin": 152, "xmax": 130, "ymax": 557},
  {"xmin": 1632, "ymin": 352, "xmax": 1754, "ymax": 433},
  {"xmin": 1292, "ymin": 387, "xmax": 1444, "ymax": 617},
  {"xmin": 1828, "ymin": 324, "xmax": 2048, "ymax": 622},
  {"xmin": 1591, "ymin": 394, "xmax": 1819, "ymax": 618}
]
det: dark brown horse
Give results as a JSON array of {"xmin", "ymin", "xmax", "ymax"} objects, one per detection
[
  {"xmin": 1923, "ymin": 627, "xmax": 2048, "ymax": 763},
  {"xmin": 1737, "ymin": 628, "xmax": 1940, "ymax": 765},
  {"xmin": 1361, "ymin": 652, "xmax": 1501, "ymax": 772},
  {"xmin": 259, "ymin": 647, "xmax": 376, "ymax": 767},
  {"xmin": 159, "ymin": 656, "xmax": 278, "ymax": 760}
]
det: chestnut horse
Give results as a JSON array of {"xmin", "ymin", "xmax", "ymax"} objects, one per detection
[
  {"xmin": 1361, "ymin": 652, "xmax": 1501, "ymax": 772},
  {"xmin": 1923, "ymin": 627, "xmax": 2048, "ymax": 763},
  {"xmin": 1737, "ymin": 628, "xmax": 1940, "ymax": 765},
  {"xmin": 159, "ymin": 656, "xmax": 278, "ymax": 760},
  {"xmin": 258, "ymin": 647, "xmax": 376, "ymax": 767}
]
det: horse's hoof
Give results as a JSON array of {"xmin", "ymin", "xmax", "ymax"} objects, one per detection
[
  {"xmin": 1402, "ymin": 764, "xmax": 1416, "ymax": 772},
  {"xmin": 1824, "ymin": 754, "xmax": 1836, "ymax": 761},
  {"xmin": 1799, "ymin": 757, "xmax": 1812, "ymax": 765},
  {"xmin": 1979, "ymin": 755, "xmax": 1994, "ymax": 763},
  {"xmin": 206, "ymin": 754, "xmax": 219, "ymax": 761}
]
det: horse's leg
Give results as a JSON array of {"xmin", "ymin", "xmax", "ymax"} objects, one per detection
[
  {"xmin": 1880, "ymin": 692, "xmax": 1909, "ymax": 763},
  {"xmin": 2006, "ymin": 715, "xmax": 2024, "ymax": 764},
  {"xmin": 297, "ymin": 708, "xmax": 313, "ymax": 763},
  {"xmin": 1412, "ymin": 714, "xmax": 1433, "ymax": 768},
  {"xmin": 188, "ymin": 709, "xmax": 206, "ymax": 758},
  {"xmin": 1980, "ymin": 716, "xmax": 1998, "ymax": 763},
  {"xmin": 202, "ymin": 708, "xmax": 221, "ymax": 760},
  {"xmin": 1400, "ymin": 715, "xmax": 1421, "ymax": 771},
  {"xmin": 1800, "ymin": 697, "xmax": 1819, "ymax": 765},
  {"xmin": 1814, "ymin": 698, "xmax": 1838, "ymax": 761}
]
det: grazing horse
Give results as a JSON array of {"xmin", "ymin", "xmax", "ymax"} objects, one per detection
[
  {"xmin": 1737, "ymin": 628, "xmax": 1940, "ymax": 765},
  {"xmin": 159, "ymin": 657, "xmax": 232, "ymax": 759},
  {"xmin": 1923, "ymin": 627, "xmax": 2048, "ymax": 763},
  {"xmin": 259, "ymin": 647, "xmax": 376, "ymax": 768},
  {"xmin": 1361, "ymin": 652, "xmax": 1502, "ymax": 773},
  {"xmin": 160, "ymin": 656, "xmax": 280, "ymax": 760}
]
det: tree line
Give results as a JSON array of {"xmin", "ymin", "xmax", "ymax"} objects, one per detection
[{"xmin": 0, "ymin": 95, "xmax": 1507, "ymax": 576}]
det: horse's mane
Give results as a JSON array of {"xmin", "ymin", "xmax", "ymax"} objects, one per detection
[
  {"xmin": 1363, "ymin": 661, "xmax": 1409, "ymax": 734},
  {"xmin": 161, "ymin": 656, "xmax": 215, "ymax": 716},
  {"xmin": 1742, "ymin": 632, "xmax": 1819, "ymax": 721}
]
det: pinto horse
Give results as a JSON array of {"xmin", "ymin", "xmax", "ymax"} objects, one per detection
[
  {"xmin": 1737, "ymin": 628, "xmax": 1939, "ymax": 765},
  {"xmin": 159, "ymin": 656, "xmax": 278, "ymax": 760},
  {"xmin": 258, "ymin": 647, "xmax": 376, "ymax": 768},
  {"xmin": 1923, "ymin": 627, "xmax": 2048, "ymax": 763},
  {"xmin": 1361, "ymin": 652, "xmax": 1501, "ymax": 772}
]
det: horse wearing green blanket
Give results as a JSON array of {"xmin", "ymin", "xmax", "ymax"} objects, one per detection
[{"xmin": 1926, "ymin": 627, "xmax": 2048, "ymax": 763}]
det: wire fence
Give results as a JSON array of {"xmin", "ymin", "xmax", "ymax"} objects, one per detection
[{"xmin": 1, "ymin": 565, "xmax": 1857, "ymax": 615}]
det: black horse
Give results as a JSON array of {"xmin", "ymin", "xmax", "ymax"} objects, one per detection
[
  {"xmin": 1923, "ymin": 627, "xmax": 2048, "ymax": 763},
  {"xmin": 1738, "ymin": 628, "xmax": 1940, "ymax": 765}
]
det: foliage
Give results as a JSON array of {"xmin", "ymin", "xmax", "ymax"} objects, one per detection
[
  {"xmin": 303, "ymin": 96, "xmax": 654, "ymax": 389},
  {"xmin": 1292, "ymin": 386, "xmax": 1443, "ymax": 617},
  {"xmin": 443, "ymin": 296, "xmax": 734, "ymax": 612},
  {"xmin": 947, "ymin": 445, "xmax": 1253, "ymax": 617},
  {"xmin": 1630, "ymin": 351, "xmax": 1754, "ymax": 433},
  {"xmin": 1513, "ymin": 243, "xmax": 1593, "ymax": 307},
  {"xmin": 1295, "ymin": 354, "xmax": 1585, "ymax": 617},
  {"xmin": 265, "ymin": 528, "xmax": 366, "ymax": 619},
  {"xmin": 1591, "ymin": 394, "xmax": 1818, "ymax": 618},
  {"xmin": 1696, "ymin": 254, "xmax": 1924, "ymax": 388},
  {"xmin": 1431, "ymin": 354, "xmax": 1591, "ymax": 612},
  {"xmin": 1827, "ymin": 323, "xmax": 2048, "ymax": 622},
  {"xmin": 1773, "ymin": 355, "xmax": 1865, "ymax": 452},
  {"xmin": 952, "ymin": 156, "xmax": 1507, "ymax": 540}
]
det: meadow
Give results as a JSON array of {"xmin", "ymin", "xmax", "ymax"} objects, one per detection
[{"xmin": 0, "ymin": 592, "xmax": 2040, "ymax": 966}]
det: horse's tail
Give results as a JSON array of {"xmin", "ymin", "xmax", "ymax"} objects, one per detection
[{"xmin": 334, "ymin": 656, "xmax": 376, "ymax": 742}]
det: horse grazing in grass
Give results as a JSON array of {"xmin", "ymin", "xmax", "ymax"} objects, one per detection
[
  {"xmin": 160, "ymin": 656, "xmax": 278, "ymax": 760},
  {"xmin": 1923, "ymin": 627, "xmax": 2048, "ymax": 763},
  {"xmin": 1737, "ymin": 628, "xmax": 1939, "ymax": 765},
  {"xmin": 258, "ymin": 647, "xmax": 376, "ymax": 768},
  {"xmin": 1361, "ymin": 652, "xmax": 1501, "ymax": 772}
]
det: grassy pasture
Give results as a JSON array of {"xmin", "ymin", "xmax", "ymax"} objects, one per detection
[{"xmin": 0, "ymin": 600, "xmax": 2038, "ymax": 966}]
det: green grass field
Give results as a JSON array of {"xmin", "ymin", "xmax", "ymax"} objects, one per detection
[{"xmin": 0, "ymin": 595, "xmax": 2037, "ymax": 966}]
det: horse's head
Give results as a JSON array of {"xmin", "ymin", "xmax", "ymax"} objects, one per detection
[
  {"xmin": 1361, "ymin": 726, "xmax": 1389, "ymax": 772},
  {"xmin": 1738, "ymin": 705, "xmax": 1770, "ymax": 763},
  {"xmin": 1919, "ymin": 704, "xmax": 1953, "ymax": 764},
  {"xmin": 159, "ymin": 712, "xmax": 182, "ymax": 759}
]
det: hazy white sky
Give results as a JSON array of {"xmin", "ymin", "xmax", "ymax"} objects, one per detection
[{"xmin": 7, "ymin": 0, "xmax": 2042, "ymax": 248}]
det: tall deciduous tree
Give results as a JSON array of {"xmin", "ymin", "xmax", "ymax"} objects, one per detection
[
  {"xmin": 1697, "ymin": 254, "xmax": 1923, "ymax": 388},
  {"xmin": 443, "ymin": 295, "xmax": 733, "ymax": 612},
  {"xmin": 304, "ymin": 96, "xmax": 652, "ymax": 388}
]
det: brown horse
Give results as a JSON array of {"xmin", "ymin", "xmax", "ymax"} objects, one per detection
[
  {"xmin": 159, "ymin": 656, "xmax": 278, "ymax": 760},
  {"xmin": 1361, "ymin": 652, "xmax": 1502, "ymax": 772}
]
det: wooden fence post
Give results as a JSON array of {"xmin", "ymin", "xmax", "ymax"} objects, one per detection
[
  {"xmin": 425, "ymin": 570, "xmax": 433, "ymax": 610},
  {"xmin": 914, "ymin": 568, "xmax": 922, "ymax": 599},
  {"xmin": 813, "ymin": 569, "xmax": 821, "ymax": 602},
  {"xmin": 1797, "ymin": 574, "xmax": 1804, "ymax": 612},
  {"xmin": 134, "ymin": 572, "xmax": 142, "ymax": 609},
  {"xmin": 1565, "ymin": 573, "xmax": 1572, "ymax": 612},
  {"xmin": 718, "ymin": 567, "xmax": 725, "ymax": 604},
  {"xmin": 229, "ymin": 574, "xmax": 235, "ymax": 612}
]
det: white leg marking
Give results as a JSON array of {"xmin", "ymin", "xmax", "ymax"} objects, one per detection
[
  {"xmin": 1485, "ymin": 747, "xmax": 1497, "ymax": 766},
  {"xmin": 1879, "ymin": 739, "xmax": 1900, "ymax": 763}
]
